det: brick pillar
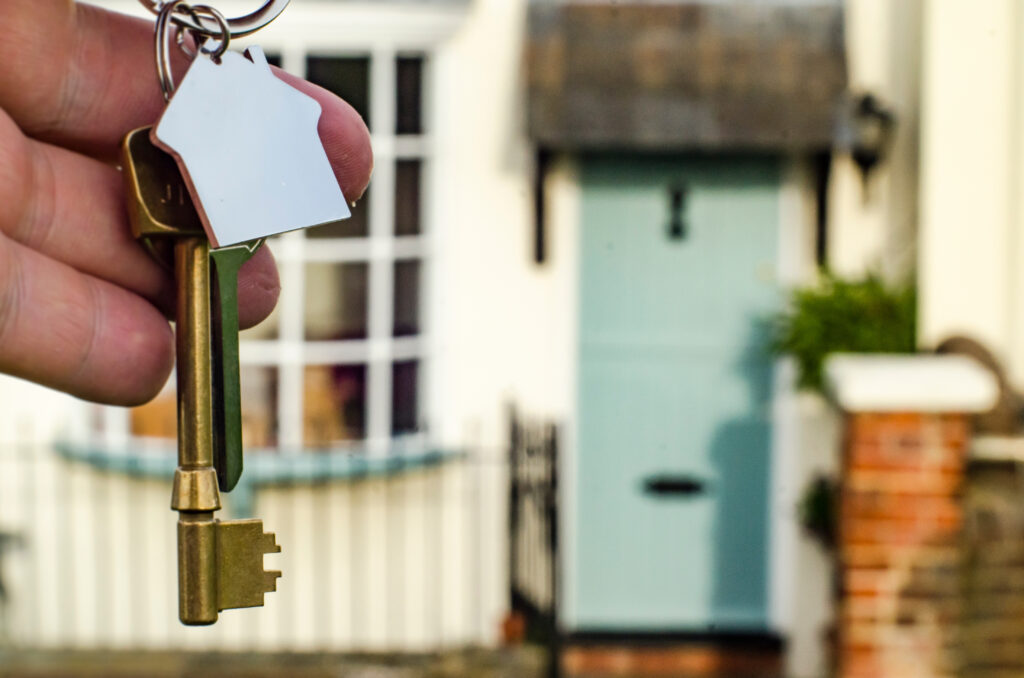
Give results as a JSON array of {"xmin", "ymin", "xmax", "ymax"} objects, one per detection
[
  {"xmin": 824, "ymin": 355, "xmax": 998, "ymax": 678},
  {"xmin": 838, "ymin": 412, "xmax": 968, "ymax": 678}
]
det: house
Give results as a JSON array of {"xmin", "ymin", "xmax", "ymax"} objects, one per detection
[{"xmin": 0, "ymin": 0, "xmax": 1018, "ymax": 677}]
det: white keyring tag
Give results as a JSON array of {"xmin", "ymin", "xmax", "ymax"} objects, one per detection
[{"xmin": 153, "ymin": 46, "xmax": 350, "ymax": 248}]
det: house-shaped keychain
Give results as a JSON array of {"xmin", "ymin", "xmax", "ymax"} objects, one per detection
[{"xmin": 153, "ymin": 46, "xmax": 350, "ymax": 248}]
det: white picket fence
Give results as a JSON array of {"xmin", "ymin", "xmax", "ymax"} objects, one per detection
[{"xmin": 0, "ymin": 385, "xmax": 508, "ymax": 653}]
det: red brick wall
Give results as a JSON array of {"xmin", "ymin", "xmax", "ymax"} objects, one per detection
[
  {"xmin": 562, "ymin": 645, "xmax": 781, "ymax": 677},
  {"xmin": 839, "ymin": 412, "xmax": 968, "ymax": 678}
]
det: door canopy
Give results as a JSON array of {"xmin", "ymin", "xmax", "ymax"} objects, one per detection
[{"xmin": 526, "ymin": 1, "xmax": 847, "ymax": 152}]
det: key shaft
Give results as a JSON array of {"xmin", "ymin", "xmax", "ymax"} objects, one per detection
[
  {"xmin": 176, "ymin": 237, "xmax": 214, "ymax": 470},
  {"xmin": 168, "ymin": 235, "xmax": 220, "ymax": 514},
  {"xmin": 173, "ymin": 237, "xmax": 220, "ymax": 625}
]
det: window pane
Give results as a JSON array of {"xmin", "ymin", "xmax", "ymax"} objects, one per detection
[
  {"xmin": 392, "ymin": 361, "xmax": 419, "ymax": 435},
  {"xmin": 393, "ymin": 260, "xmax": 420, "ymax": 337},
  {"xmin": 396, "ymin": 56, "xmax": 423, "ymax": 135},
  {"xmin": 394, "ymin": 160, "xmax": 421, "ymax": 236},
  {"xmin": 241, "ymin": 366, "xmax": 278, "ymax": 449},
  {"xmin": 305, "ymin": 262, "xmax": 368, "ymax": 340},
  {"xmin": 308, "ymin": 184, "xmax": 368, "ymax": 239},
  {"xmin": 306, "ymin": 56, "xmax": 370, "ymax": 129},
  {"xmin": 304, "ymin": 364, "xmax": 366, "ymax": 447}
]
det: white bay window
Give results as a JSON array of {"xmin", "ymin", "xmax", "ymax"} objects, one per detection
[{"xmin": 92, "ymin": 2, "xmax": 469, "ymax": 458}]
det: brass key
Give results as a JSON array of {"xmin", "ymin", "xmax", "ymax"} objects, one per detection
[{"xmin": 121, "ymin": 126, "xmax": 281, "ymax": 625}]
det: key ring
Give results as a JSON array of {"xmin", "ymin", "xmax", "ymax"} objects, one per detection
[
  {"xmin": 140, "ymin": 0, "xmax": 290, "ymax": 39},
  {"xmin": 155, "ymin": 2, "xmax": 230, "ymax": 100},
  {"xmin": 183, "ymin": 4, "xmax": 232, "ymax": 60}
]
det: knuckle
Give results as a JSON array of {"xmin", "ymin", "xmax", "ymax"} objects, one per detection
[
  {"xmin": 16, "ymin": 146, "xmax": 57, "ymax": 250},
  {"xmin": 0, "ymin": 2, "xmax": 77, "ymax": 137},
  {"xmin": 0, "ymin": 235, "xmax": 24, "ymax": 352},
  {"xmin": 0, "ymin": 114, "xmax": 33, "ymax": 230},
  {"xmin": 0, "ymin": 115, "xmax": 57, "ymax": 251}
]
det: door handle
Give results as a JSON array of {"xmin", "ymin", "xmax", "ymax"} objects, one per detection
[
  {"xmin": 667, "ymin": 184, "xmax": 688, "ymax": 241},
  {"xmin": 642, "ymin": 473, "xmax": 708, "ymax": 498}
]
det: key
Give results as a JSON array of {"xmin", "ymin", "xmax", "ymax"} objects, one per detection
[
  {"xmin": 210, "ymin": 242, "xmax": 262, "ymax": 492},
  {"xmin": 122, "ymin": 126, "xmax": 281, "ymax": 625},
  {"xmin": 123, "ymin": 125, "xmax": 254, "ymax": 492}
]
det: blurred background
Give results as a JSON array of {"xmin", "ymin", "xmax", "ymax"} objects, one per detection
[{"xmin": 2, "ymin": 0, "xmax": 1023, "ymax": 676}]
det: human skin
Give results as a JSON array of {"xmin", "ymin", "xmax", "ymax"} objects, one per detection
[{"xmin": 0, "ymin": 1, "xmax": 373, "ymax": 405}]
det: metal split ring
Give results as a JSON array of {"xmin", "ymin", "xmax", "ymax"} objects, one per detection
[
  {"xmin": 172, "ymin": 4, "xmax": 225, "ymax": 59},
  {"xmin": 189, "ymin": 4, "xmax": 232, "ymax": 60},
  {"xmin": 140, "ymin": 0, "xmax": 290, "ymax": 39},
  {"xmin": 155, "ymin": 2, "xmax": 231, "ymax": 101}
]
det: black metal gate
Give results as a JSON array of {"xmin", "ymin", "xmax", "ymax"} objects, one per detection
[{"xmin": 508, "ymin": 406, "xmax": 561, "ymax": 678}]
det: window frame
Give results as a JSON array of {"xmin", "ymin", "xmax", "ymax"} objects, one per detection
[{"xmin": 244, "ymin": 46, "xmax": 433, "ymax": 456}]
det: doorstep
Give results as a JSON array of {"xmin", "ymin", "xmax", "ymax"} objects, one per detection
[{"xmin": 561, "ymin": 632, "xmax": 784, "ymax": 678}]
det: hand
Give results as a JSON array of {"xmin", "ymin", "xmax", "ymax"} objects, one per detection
[{"xmin": 0, "ymin": 1, "xmax": 372, "ymax": 406}]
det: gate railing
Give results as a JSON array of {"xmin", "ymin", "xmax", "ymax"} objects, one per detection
[{"xmin": 508, "ymin": 406, "xmax": 560, "ymax": 678}]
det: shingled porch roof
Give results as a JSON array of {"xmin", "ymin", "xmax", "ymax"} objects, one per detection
[{"xmin": 526, "ymin": 1, "xmax": 848, "ymax": 151}]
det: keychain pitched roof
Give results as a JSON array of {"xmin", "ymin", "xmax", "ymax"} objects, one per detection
[{"xmin": 153, "ymin": 46, "xmax": 350, "ymax": 248}]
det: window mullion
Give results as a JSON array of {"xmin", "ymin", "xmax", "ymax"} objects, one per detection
[
  {"xmin": 281, "ymin": 43, "xmax": 305, "ymax": 77},
  {"xmin": 278, "ymin": 231, "xmax": 306, "ymax": 451},
  {"xmin": 366, "ymin": 49, "xmax": 398, "ymax": 455},
  {"xmin": 103, "ymin": 406, "xmax": 130, "ymax": 449}
]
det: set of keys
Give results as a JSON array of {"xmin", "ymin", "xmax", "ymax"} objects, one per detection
[{"xmin": 120, "ymin": 0, "xmax": 351, "ymax": 624}]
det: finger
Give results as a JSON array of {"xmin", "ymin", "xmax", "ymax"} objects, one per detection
[
  {"xmin": 0, "ymin": 1, "xmax": 162, "ymax": 159},
  {"xmin": 0, "ymin": 2, "xmax": 373, "ymax": 199},
  {"xmin": 0, "ymin": 110, "xmax": 280, "ymax": 329},
  {"xmin": 0, "ymin": 109, "xmax": 172, "ymax": 306},
  {"xmin": 238, "ymin": 246, "xmax": 280, "ymax": 330},
  {"xmin": 0, "ymin": 232, "xmax": 174, "ymax": 405}
]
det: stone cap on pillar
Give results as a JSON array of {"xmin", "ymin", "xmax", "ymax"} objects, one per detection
[{"xmin": 824, "ymin": 354, "xmax": 999, "ymax": 413}]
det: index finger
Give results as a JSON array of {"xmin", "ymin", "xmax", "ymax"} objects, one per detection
[{"xmin": 0, "ymin": 1, "xmax": 372, "ymax": 198}]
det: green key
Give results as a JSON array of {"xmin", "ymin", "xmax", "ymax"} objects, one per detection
[{"xmin": 210, "ymin": 241, "xmax": 263, "ymax": 492}]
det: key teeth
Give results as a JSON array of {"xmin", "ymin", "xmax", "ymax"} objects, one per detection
[
  {"xmin": 260, "ymin": 531, "xmax": 281, "ymax": 554},
  {"xmin": 263, "ymin": 570, "xmax": 282, "ymax": 593},
  {"xmin": 261, "ymin": 532, "xmax": 280, "ymax": 595}
]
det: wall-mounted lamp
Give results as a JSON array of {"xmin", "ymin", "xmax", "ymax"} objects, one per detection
[{"xmin": 838, "ymin": 93, "xmax": 896, "ymax": 196}]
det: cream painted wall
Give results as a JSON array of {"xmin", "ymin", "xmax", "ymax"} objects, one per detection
[
  {"xmin": 828, "ymin": 0, "xmax": 921, "ymax": 282},
  {"xmin": 429, "ymin": 0, "xmax": 572, "ymax": 453},
  {"xmin": 918, "ymin": 0, "xmax": 1024, "ymax": 383},
  {"xmin": 773, "ymin": 159, "xmax": 835, "ymax": 678}
]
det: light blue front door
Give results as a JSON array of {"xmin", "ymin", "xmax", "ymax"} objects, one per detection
[{"xmin": 572, "ymin": 155, "xmax": 780, "ymax": 631}]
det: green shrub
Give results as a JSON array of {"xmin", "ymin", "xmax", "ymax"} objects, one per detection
[{"xmin": 771, "ymin": 272, "xmax": 917, "ymax": 392}]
